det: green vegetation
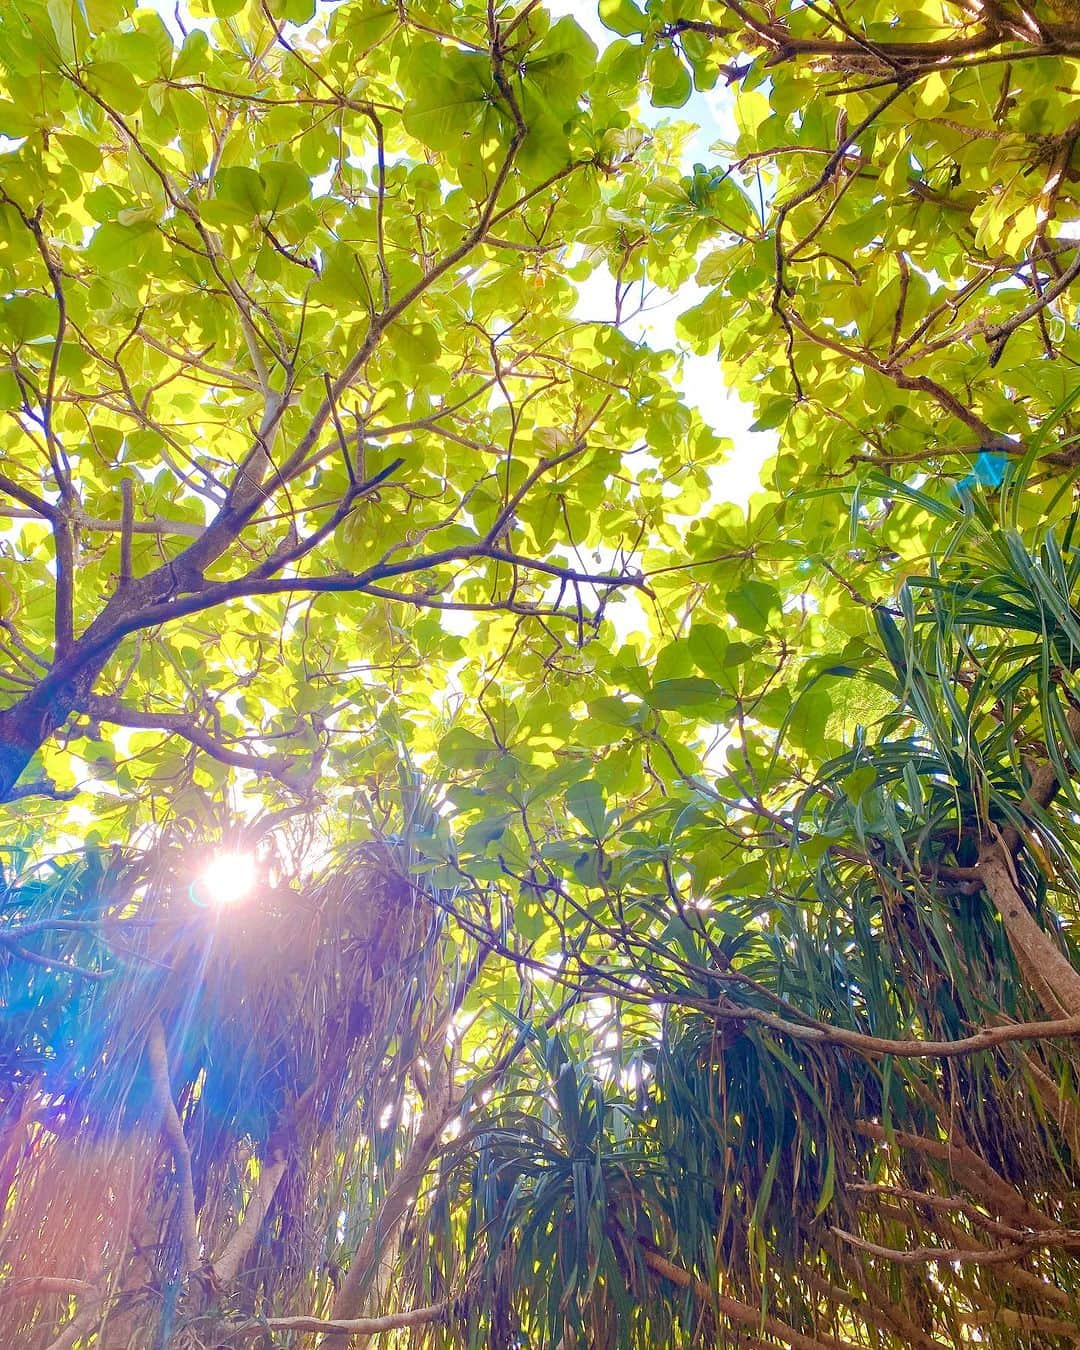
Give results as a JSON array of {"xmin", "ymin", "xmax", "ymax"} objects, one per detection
[{"xmin": 4, "ymin": 0, "xmax": 1080, "ymax": 1344}]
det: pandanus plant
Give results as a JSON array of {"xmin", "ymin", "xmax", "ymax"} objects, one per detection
[{"xmin": 415, "ymin": 488, "xmax": 1080, "ymax": 1348}]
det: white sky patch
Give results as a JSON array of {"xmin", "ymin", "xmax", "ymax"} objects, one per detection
[
  {"xmin": 544, "ymin": 0, "xmax": 610, "ymax": 48},
  {"xmin": 572, "ymin": 267, "xmax": 773, "ymax": 508}
]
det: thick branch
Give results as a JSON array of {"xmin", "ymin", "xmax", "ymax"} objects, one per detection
[
  {"xmin": 0, "ymin": 470, "xmax": 59, "ymax": 522},
  {"xmin": 210, "ymin": 1157, "xmax": 287, "ymax": 1285},
  {"xmin": 978, "ymin": 840, "xmax": 1080, "ymax": 1017},
  {"xmin": 147, "ymin": 1016, "xmax": 200, "ymax": 1277},
  {"xmin": 0, "ymin": 540, "xmax": 639, "ymax": 802}
]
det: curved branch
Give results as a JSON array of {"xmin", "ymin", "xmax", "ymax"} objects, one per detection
[
  {"xmin": 84, "ymin": 696, "xmax": 300, "ymax": 787},
  {"xmin": 698, "ymin": 992, "xmax": 1080, "ymax": 1059},
  {"xmin": 830, "ymin": 1224, "xmax": 1072, "ymax": 1265},
  {"xmin": 242, "ymin": 1301, "xmax": 454, "ymax": 1335}
]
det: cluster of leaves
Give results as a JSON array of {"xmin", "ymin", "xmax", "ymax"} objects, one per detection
[
  {"xmin": 0, "ymin": 0, "xmax": 728, "ymax": 825},
  {"xmin": 624, "ymin": 0, "xmax": 1080, "ymax": 474},
  {"xmin": 395, "ymin": 488, "xmax": 1080, "ymax": 1349}
]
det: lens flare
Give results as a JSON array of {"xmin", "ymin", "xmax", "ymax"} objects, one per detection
[{"xmin": 196, "ymin": 851, "xmax": 257, "ymax": 907}]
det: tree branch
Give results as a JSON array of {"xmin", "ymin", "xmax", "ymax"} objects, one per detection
[
  {"xmin": 0, "ymin": 471, "xmax": 59, "ymax": 522},
  {"xmin": 238, "ymin": 1301, "xmax": 455, "ymax": 1336},
  {"xmin": 0, "ymin": 508, "xmax": 204, "ymax": 538},
  {"xmin": 118, "ymin": 478, "xmax": 134, "ymax": 587},
  {"xmin": 830, "ymin": 1223, "xmax": 1078, "ymax": 1265},
  {"xmin": 84, "ymin": 696, "xmax": 303, "ymax": 789},
  {"xmin": 210, "ymin": 1156, "xmax": 287, "ymax": 1285},
  {"xmin": 147, "ymin": 1016, "xmax": 200, "ymax": 1278}
]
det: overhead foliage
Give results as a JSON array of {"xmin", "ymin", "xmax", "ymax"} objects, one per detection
[
  {"xmin": 0, "ymin": 0, "xmax": 725, "ymax": 819},
  {"xmin": 5, "ymin": 0, "xmax": 1080, "ymax": 1347}
]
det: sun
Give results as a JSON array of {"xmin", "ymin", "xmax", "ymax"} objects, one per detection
[{"xmin": 197, "ymin": 851, "xmax": 258, "ymax": 907}]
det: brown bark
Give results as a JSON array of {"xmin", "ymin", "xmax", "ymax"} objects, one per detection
[
  {"xmin": 211, "ymin": 1158, "xmax": 287, "ymax": 1285},
  {"xmin": 978, "ymin": 843, "xmax": 1080, "ymax": 1017},
  {"xmin": 640, "ymin": 1245, "xmax": 863, "ymax": 1350},
  {"xmin": 246, "ymin": 1301, "xmax": 454, "ymax": 1335},
  {"xmin": 147, "ymin": 1017, "xmax": 199, "ymax": 1278},
  {"xmin": 855, "ymin": 1121, "xmax": 1056, "ymax": 1232}
]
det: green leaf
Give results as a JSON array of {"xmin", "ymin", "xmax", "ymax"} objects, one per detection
[
  {"xmin": 688, "ymin": 622, "xmax": 729, "ymax": 676},
  {"xmin": 86, "ymin": 219, "xmax": 156, "ymax": 269},
  {"xmin": 645, "ymin": 678, "xmax": 727, "ymax": 710},
  {"xmin": 587, "ymin": 696, "xmax": 640, "ymax": 728},
  {"xmin": 172, "ymin": 29, "xmax": 209, "ymax": 79},
  {"xmin": 336, "ymin": 0, "xmax": 397, "ymax": 49},
  {"xmin": 0, "ymin": 296, "xmax": 53, "ymax": 343},
  {"xmin": 727, "ymin": 580, "xmax": 781, "ymax": 633},
  {"xmin": 85, "ymin": 61, "xmax": 143, "ymax": 114},
  {"xmin": 261, "ymin": 161, "xmax": 310, "ymax": 212},
  {"xmin": 523, "ymin": 16, "xmax": 596, "ymax": 123},
  {"xmin": 56, "ymin": 133, "xmax": 102, "ymax": 172},
  {"xmin": 842, "ymin": 766, "xmax": 876, "ymax": 804},
  {"xmin": 400, "ymin": 44, "xmax": 491, "ymax": 153},
  {"xmin": 48, "ymin": 0, "xmax": 88, "ymax": 63},
  {"xmin": 438, "ymin": 728, "xmax": 498, "ymax": 770},
  {"xmin": 214, "ymin": 166, "xmax": 266, "ymax": 217},
  {"xmin": 599, "ymin": 0, "xmax": 644, "ymax": 36},
  {"xmin": 786, "ymin": 684, "xmax": 833, "ymax": 753},
  {"xmin": 648, "ymin": 46, "xmax": 692, "ymax": 108},
  {"xmin": 566, "ymin": 779, "xmax": 608, "ymax": 838}
]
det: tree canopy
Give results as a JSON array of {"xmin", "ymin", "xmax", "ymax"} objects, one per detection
[{"xmin": 5, "ymin": 0, "xmax": 1080, "ymax": 1346}]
